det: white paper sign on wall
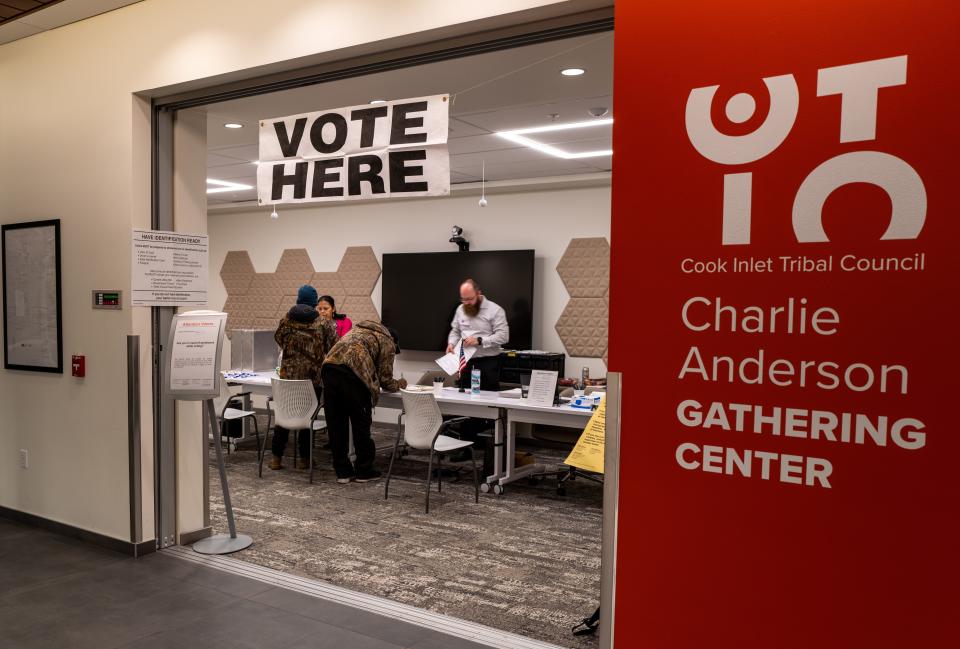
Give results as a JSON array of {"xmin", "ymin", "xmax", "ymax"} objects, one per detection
[
  {"xmin": 131, "ymin": 229, "xmax": 208, "ymax": 307},
  {"xmin": 257, "ymin": 95, "xmax": 450, "ymax": 205}
]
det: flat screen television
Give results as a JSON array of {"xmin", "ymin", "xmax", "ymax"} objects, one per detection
[{"xmin": 381, "ymin": 250, "xmax": 534, "ymax": 352}]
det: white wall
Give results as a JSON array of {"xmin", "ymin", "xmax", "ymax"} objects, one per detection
[
  {"xmin": 209, "ymin": 182, "xmax": 611, "ymax": 421},
  {"xmin": 0, "ymin": 0, "xmax": 599, "ymax": 541}
]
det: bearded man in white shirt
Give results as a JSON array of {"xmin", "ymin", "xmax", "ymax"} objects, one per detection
[
  {"xmin": 444, "ymin": 279, "xmax": 510, "ymax": 457},
  {"xmin": 446, "ymin": 278, "xmax": 510, "ymax": 391}
]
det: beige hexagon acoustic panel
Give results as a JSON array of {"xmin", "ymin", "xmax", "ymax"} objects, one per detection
[
  {"xmin": 220, "ymin": 246, "xmax": 381, "ymax": 332},
  {"xmin": 555, "ymin": 237, "xmax": 609, "ymax": 365},
  {"xmin": 556, "ymin": 237, "xmax": 610, "ymax": 298}
]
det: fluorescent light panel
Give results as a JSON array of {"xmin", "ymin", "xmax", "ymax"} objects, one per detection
[
  {"xmin": 207, "ymin": 178, "xmax": 253, "ymax": 194},
  {"xmin": 495, "ymin": 118, "xmax": 612, "ymax": 159}
]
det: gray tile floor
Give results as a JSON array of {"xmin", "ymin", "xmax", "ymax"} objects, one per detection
[{"xmin": 0, "ymin": 517, "xmax": 490, "ymax": 649}]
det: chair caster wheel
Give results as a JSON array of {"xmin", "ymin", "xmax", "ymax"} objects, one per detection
[
  {"xmin": 480, "ymin": 483, "xmax": 491, "ymax": 494},
  {"xmin": 557, "ymin": 487, "xmax": 567, "ymax": 497},
  {"xmin": 492, "ymin": 484, "xmax": 504, "ymax": 495}
]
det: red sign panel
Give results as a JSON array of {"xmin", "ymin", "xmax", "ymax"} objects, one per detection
[{"xmin": 610, "ymin": 2, "xmax": 957, "ymax": 646}]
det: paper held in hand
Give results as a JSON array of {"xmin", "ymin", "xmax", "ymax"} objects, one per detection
[
  {"xmin": 435, "ymin": 339, "xmax": 477, "ymax": 375},
  {"xmin": 564, "ymin": 395, "xmax": 606, "ymax": 474}
]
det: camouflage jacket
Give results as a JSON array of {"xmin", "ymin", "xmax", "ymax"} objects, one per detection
[
  {"xmin": 274, "ymin": 305, "xmax": 338, "ymax": 387},
  {"xmin": 322, "ymin": 320, "xmax": 400, "ymax": 405}
]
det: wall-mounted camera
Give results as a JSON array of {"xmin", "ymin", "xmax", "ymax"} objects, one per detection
[{"xmin": 449, "ymin": 225, "xmax": 470, "ymax": 252}]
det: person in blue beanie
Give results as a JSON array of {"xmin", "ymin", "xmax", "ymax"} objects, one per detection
[{"xmin": 270, "ymin": 285, "xmax": 337, "ymax": 470}]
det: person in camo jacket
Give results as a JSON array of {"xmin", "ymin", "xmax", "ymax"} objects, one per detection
[
  {"xmin": 270, "ymin": 285, "xmax": 338, "ymax": 470},
  {"xmin": 321, "ymin": 321, "xmax": 407, "ymax": 483}
]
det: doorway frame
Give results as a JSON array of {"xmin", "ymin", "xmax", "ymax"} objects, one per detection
[{"xmin": 150, "ymin": 8, "xmax": 618, "ymax": 647}]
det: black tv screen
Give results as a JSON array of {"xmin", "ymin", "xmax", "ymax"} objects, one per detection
[{"xmin": 381, "ymin": 250, "xmax": 534, "ymax": 352}]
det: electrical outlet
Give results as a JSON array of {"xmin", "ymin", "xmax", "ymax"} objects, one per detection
[{"xmin": 19, "ymin": 449, "xmax": 28, "ymax": 469}]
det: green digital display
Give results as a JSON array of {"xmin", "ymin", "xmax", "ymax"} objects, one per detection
[{"xmin": 92, "ymin": 290, "xmax": 122, "ymax": 309}]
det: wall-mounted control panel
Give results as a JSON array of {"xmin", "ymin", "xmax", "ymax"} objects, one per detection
[{"xmin": 92, "ymin": 290, "xmax": 121, "ymax": 309}]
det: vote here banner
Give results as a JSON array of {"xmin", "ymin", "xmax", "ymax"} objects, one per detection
[{"xmin": 257, "ymin": 95, "xmax": 449, "ymax": 205}]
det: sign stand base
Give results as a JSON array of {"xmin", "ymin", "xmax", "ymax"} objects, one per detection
[
  {"xmin": 193, "ymin": 533, "xmax": 253, "ymax": 555},
  {"xmin": 193, "ymin": 398, "xmax": 253, "ymax": 555}
]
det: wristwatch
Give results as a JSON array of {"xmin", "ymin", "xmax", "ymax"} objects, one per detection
[{"xmin": 477, "ymin": 337, "xmax": 483, "ymax": 346}]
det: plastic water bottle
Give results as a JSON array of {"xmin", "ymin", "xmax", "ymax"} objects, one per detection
[{"xmin": 471, "ymin": 367, "xmax": 481, "ymax": 395}]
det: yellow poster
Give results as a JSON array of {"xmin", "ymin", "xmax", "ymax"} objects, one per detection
[{"xmin": 564, "ymin": 396, "xmax": 606, "ymax": 474}]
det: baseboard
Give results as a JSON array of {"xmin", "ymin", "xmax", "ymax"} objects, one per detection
[
  {"xmin": 0, "ymin": 506, "xmax": 156, "ymax": 557},
  {"xmin": 132, "ymin": 539, "xmax": 157, "ymax": 557},
  {"xmin": 179, "ymin": 526, "xmax": 212, "ymax": 545}
]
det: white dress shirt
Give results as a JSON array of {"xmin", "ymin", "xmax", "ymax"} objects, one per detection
[{"xmin": 447, "ymin": 297, "xmax": 510, "ymax": 358}]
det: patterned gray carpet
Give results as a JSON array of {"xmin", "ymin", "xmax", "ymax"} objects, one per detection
[{"xmin": 208, "ymin": 425, "xmax": 602, "ymax": 648}]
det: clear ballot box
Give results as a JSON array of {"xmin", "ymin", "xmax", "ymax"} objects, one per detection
[{"xmin": 229, "ymin": 329, "xmax": 279, "ymax": 371}]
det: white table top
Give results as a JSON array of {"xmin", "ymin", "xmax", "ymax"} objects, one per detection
[
  {"xmin": 501, "ymin": 397, "xmax": 593, "ymax": 418},
  {"xmin": 223, "ymin": 370, "xmax": 276, "ymax": 387},
  {"xmin": 385, "ymin": 386, "xmax": 592, "ymax": 419},
  {"xmin": 223, "ymin": 370, "xmax": 592, "ymax": 419}
]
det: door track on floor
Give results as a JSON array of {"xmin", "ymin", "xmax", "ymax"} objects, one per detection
[{"xmin": 167, "ymin": 545, "xmax": 565, "ymax": 649}]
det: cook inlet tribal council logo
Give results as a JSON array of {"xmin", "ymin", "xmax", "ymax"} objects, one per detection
[{"xmin": 685, "ymin": 55, "xmax": 926, "ymax": 247}]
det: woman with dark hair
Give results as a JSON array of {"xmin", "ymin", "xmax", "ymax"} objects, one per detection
[{"xmin": 316, "ymin": 294, "xmax": 353, "ymax": 338}]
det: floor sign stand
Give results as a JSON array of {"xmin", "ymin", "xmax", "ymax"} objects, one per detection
[
  {"xmin": 194, "ymin": 396, "xmax": 252, "ymax": 554},
  {"xmin": 165, "ymin": 310, "xmax": 252, "ymax": 555}
]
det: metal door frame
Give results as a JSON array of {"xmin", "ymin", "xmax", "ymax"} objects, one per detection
[
  {"xmin": 149, "ymin": 8, "xmax": 618, "ymax": 646},
  {"xmin": 151, "ymin": 106, "xmax": 177, "ymax": 549}
]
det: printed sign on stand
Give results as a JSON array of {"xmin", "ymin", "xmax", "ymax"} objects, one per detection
[
  {"xmin": 165, "ymin": 309, "xmax": 250, "ymax": 554},
  {"xmin": 166, "ymin": 310, "xmax": 226, "ymax": 400},
  {"xmin": 525, "ymin": 369, "xmax": 558, "ymax": 407}
]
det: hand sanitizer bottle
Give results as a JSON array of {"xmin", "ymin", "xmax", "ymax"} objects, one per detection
[{"xmin": 471, "ymin": 367, "xmax": 481, "ymax": 395}]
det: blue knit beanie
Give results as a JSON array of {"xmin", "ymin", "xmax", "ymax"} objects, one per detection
[{"xmin": 296, "ymin": 285, "xmax": 319, "ymax": 307}]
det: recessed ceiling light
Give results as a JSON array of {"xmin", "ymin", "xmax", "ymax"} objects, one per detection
[
  {"xmin": 369, "ymin": 99, "xmax": 387, "ymax": 104},
  {"xmin": 560, "ymin": 68, "xmax": 585, "ymax": 76},
  {"xmin": 206, "ymin": 178, "xmax": 253, "ymax": 194},
  {"xmin": 224, "ymin": 122, "xmax": 243, "ymax": 129},
  {"xmin": 496, "ymin": 118, "xmax": 612, "ymax": 159}
]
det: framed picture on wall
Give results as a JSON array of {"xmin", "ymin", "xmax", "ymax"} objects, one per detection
[{"xmin": 2, "ymin": 219, "xmax": 63, "ymax": 373}]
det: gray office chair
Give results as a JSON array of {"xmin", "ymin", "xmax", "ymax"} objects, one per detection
[
  {"xmin": 262, "ymin": 378, "xmax": 325, "ymax": 483},
  {"xmin": 213, "ymin": 374, "xmax": 260, "ymax": 461},
  {"xmin": 385, "ymin": 390, "xmax": 479, "ymax": 513}
]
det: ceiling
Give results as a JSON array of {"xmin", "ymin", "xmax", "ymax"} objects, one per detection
[
  {"xmin": 205, "ymin": 31, "xmax": 613, "ymax": 207},
  {"xmin": 0, "ymin": 0, "xmax": 141, "ymax": 44},
  {"xmin": 0, "ymin": 0, "xmax": 61, "ymax": 25}
]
